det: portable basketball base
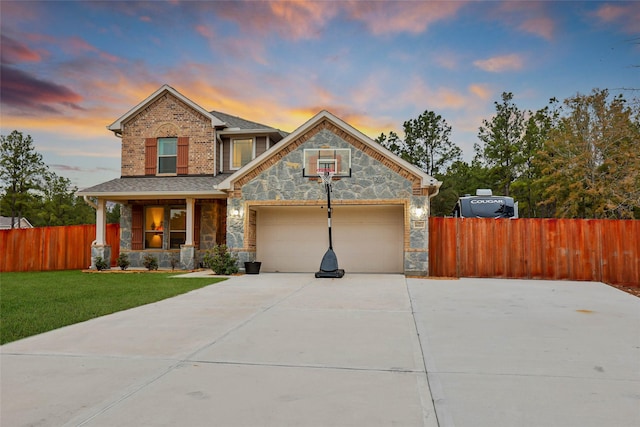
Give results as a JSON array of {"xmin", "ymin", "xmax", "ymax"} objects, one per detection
[{"xmin": 315, "ymin": 169, "xmax": 345, "ymax": 279}]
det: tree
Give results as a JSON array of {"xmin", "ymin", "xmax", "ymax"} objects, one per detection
[
  {"xmin": 377, "ymin": 111, "xmax": 462, "ymax": 174},
  {"xmin": 377, "ymin": 111, "xmax": 464, "ymax": 216},
  {"xmin": 401, "ymin": 110, "xmax": 461, "ymax": 176},
  {"xmin": 476, "ymin": 92, "xmax": 525, "ymax": 196},
  {"xmin": 31, "ymin": 171, "xmax": 95, "ymax": 226},
  {"xmin": 536, "ymin": 89, "xmax": 640, "ymax": 218},
  {"xmin": 431, "ymin": 159, "xmax": 492, "ymax": 216},
  {"xmin": 510, "ymin": 99, "xmax": 560, "ymax": 217},
  {"xmin": 106, "ymin": 203, "xmax": 121, "ymax": 224},
  {"xmin": 375, "ymin": 131, "xmax": 402, "ymax": 155},
  {"xmin": 0, "ymin": 131, "xmax": 46, "ymax": 228}
]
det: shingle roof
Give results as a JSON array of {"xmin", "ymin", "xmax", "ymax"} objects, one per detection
[
  {"xmin": 211, "ymin": 110, "xmax": 289, "ymax": 138},
  {"xmin": 211, "ymin": 110, "xmax": 272, "ymax": 129},
  {"xmin": 77, "ymin": 176, "xmax": 229, "ymax": 198},
  {"xmin": 0, "ymin": 216, "xmax": 33, "ymax": 229}
]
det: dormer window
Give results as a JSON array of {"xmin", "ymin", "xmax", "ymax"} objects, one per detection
[
  {"xmin": 158, "ymin": 138, "xmax": 177, "ymax": 174},
  {"xmin": 231, "ymin": 138, "xmax": 254, "ymax": 169}
]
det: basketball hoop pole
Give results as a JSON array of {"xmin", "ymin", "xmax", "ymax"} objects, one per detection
[
  {"xmin": 315, "ymin": 171, "xmax": 345, "ymax": 279},
  {"xmin": 324, "ymin": 178, "xmax": 334, "ymax": 250}
]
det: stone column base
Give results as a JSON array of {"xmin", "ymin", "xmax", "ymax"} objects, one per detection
[
  {"xmin": 180, "ymin": 245, "xmax": 196, "ymax": 270},
  {"xmin": 91, "ymin": 245, "xmax": 112, "ymax": 270}
]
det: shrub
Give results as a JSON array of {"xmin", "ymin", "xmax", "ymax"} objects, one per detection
[
  {"xmin": 142, "ymin": 254, "xmax": 159, "ymax": 271},
  {"xmin": 94, "ymin": 256, "xmax": 108, "ymax": 271},
  {"xmin": 169, "ymin": 253, "xmax": 179, "ymax": 271},
  {"xmin": 203, "ymin": 245, "xmax": 239, "ymax": 275},
  {"xmin": 116, "ymin": 253, "xmax": 130, "ymax": 270}
]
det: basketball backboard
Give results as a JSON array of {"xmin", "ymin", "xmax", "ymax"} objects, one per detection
[{"xmin": 302, "ymin": 148, "xmax": 351, "ymax": 177}]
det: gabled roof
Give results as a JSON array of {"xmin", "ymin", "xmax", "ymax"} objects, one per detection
[
  {"xmin": 0, "ymin": 216, "xmax": 33, "ymax": 229},
  {"xmin": 217, "ymin": 110, "xmax": 442, "ymax": 193},
  {"xmin": 108, "ymin": 84, "xmax": 226, "ymax": 134}
]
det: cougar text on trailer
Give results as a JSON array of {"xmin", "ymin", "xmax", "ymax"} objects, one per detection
[{"xmin": 452, "ymin": 189, "xmax": 518, "ymax": 218}]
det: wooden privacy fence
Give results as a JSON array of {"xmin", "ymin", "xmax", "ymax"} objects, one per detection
[
  {"xmin": 0, "ymin": 224, "xmax": 120, "ymax": 272},
  {"xmin": 429, "ymin": 218, "xmax": 639, "ymax": 286}
]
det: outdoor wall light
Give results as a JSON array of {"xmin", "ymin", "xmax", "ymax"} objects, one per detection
[
  {"xmin": 230, "ymin": 208, "xmax": 241, "ymax": 217},
  {"xmin": 412, "ymin": 206, "xmax": 425, "ymax": 219}
]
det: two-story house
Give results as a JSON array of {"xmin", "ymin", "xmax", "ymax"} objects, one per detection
[{"xmin": 79, "ymin": 84, "xmax": 441, "ymax": 275}]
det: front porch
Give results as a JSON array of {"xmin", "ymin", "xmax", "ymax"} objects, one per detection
[{"xmin": 79, "ymin": 176, "xmax": 229, "ymax": 271}]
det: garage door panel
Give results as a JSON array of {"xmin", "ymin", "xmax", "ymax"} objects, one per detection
[{"xmin": 257, "ymin": 205, "xmax": 404, "ymax": 273}]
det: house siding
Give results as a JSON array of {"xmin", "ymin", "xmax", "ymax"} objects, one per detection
[
  {"xmin": 220, "ymin": 135, "xmax": 271, "ymax": 174},
  {"xmin": 121, "ymin": 92, "xmax": 215, "ymax": 176}
]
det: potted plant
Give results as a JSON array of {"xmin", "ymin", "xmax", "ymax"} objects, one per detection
[{"xmin": 244, "ymin": 261, "xmax": 261, "ymax": 275}]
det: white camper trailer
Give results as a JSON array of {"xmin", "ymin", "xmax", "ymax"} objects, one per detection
[{"xmin": 452, "ymin": 189, "xmax": 518, "ymax": 219}]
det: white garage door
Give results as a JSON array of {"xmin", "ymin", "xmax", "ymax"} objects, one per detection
[{"xmin": 256, "ymin": 205, "xmax": 404, "ymax": 273}]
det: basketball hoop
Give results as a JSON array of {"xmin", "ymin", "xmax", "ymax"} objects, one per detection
[{"xmin": 317, "ymin": 168, "xmax": 335, "ymax": 187}]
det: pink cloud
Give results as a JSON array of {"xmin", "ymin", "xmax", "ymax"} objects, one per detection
[
  {"xmin": 213, "ymin": 1, "xmax": 465, "ymax": 40},
  {"xmin": 195, "ymin": 24, "xmax": 215, "ymax": 39},
  {"xmin": 268, "ymin": 0, "xmax": 339, "ymax": 39},
  {"xmin": 62, "ymin": 36, "xmax": 121, "ymax": 63},
  {"xmin": 0, "ymin": 35, "xmax": 43, "ymax": 64},
  {"xmin": 194, "ymin": 19, "xmax": 269, "ymax": 65},
  {"xmin": 214, "ymin": 0, "xmax": 338, "ymax": 41},
  {"xmin": 346, "ymin": 1, "xmax": 466, "ymax": 36},
  {"xmin": 593, "ymin": 2, "xmax": 640, "ymax": 33},
  {"xmin": 435, "ymin": 51, "xmax": 462, "ymax": 70},
  {"xmin": 473, "ymin": 54, "xmax": 525, "ymax": 72},
  {"xmin": 468, "ymin": 84, "xmax": 492, "ymax": 101},
  {"xmin": 518, "ymin": 16, "xmax": 555, "ymax": 41},
  {"xmin": 1, "ymin": 65, "xmax": 84, "ymax": 114},
  {"xmin": 139, "ymin": 16, "xmax": 152, "ymax": 22},
  {"xmin": 494, "ymin": 2, "xmax": 556, "ymax": 41}
]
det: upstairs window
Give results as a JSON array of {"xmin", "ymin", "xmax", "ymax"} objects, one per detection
[
  {"xmin": 231, "ymin": 138, "xmax": 254, "ymax": 169},
  {"xmin": 158, "ymin": 137, "xmax": 177, "ymax": 174}
]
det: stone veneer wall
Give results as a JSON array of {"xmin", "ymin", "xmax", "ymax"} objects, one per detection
[
  {"xmin": 227, "ymin": 127, "xmax": 431, "ymax": 275},
  {"xmin": 121, "ymin": 92, "xmax": 216, "ymax": 176}
]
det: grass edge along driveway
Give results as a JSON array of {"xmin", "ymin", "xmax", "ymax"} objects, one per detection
[{"xmin": 0, "ymin": 270, "xmax": 225, "ymax": 345}]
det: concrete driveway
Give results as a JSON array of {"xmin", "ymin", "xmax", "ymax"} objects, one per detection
[{"xmin": 1, "ymin": 274, "xmax": 638, "ymax": 427}]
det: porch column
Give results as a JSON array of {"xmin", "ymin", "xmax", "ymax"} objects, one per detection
[
  {"xmin": 185, "ymin": 197, "xmax": 194, "ymax": 246},
  {"xmin": 180, "ymin": 198, "xmax": 196, "ymax": 270},
  {"xmin": 95, "ymin": 198, "xmax": 107, "ymax": 246},
  {"xmin": 90, "ymin": 198, "xmax": 111, "ymax": 269}
]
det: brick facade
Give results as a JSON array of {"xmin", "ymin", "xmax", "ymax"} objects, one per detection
[{"xmin": 121, "ymin": 92, "xmax": 216, "ymax": 176}]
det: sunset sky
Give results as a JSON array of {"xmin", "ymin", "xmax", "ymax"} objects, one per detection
[{"xmin": 1, "ymin": 1, "xmax": 638, "ymax": 188}]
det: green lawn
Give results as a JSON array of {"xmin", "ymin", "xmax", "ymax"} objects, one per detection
[{"xmin": 0, "ymin": 270, "xmax": 225, "ymax": 345}]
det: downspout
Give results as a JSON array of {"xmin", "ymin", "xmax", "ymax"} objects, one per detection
[
  {"xmin": 427, "ymin": 181, "xmax": 443, "ymax": 277},
  {"xmin": 214, "ymin": 130, "xmax": 219, "ymax": 176},
  {"xmin": 427, "ymin": 180, "xmax": 442, "ymax": 214},
  {"xmin": 83, "ymin": 195, "xmax": 98, "ymax": 210},
  {"xmin": 217, "ymin": 133, "xmax": 224, "ymax": 173}
]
